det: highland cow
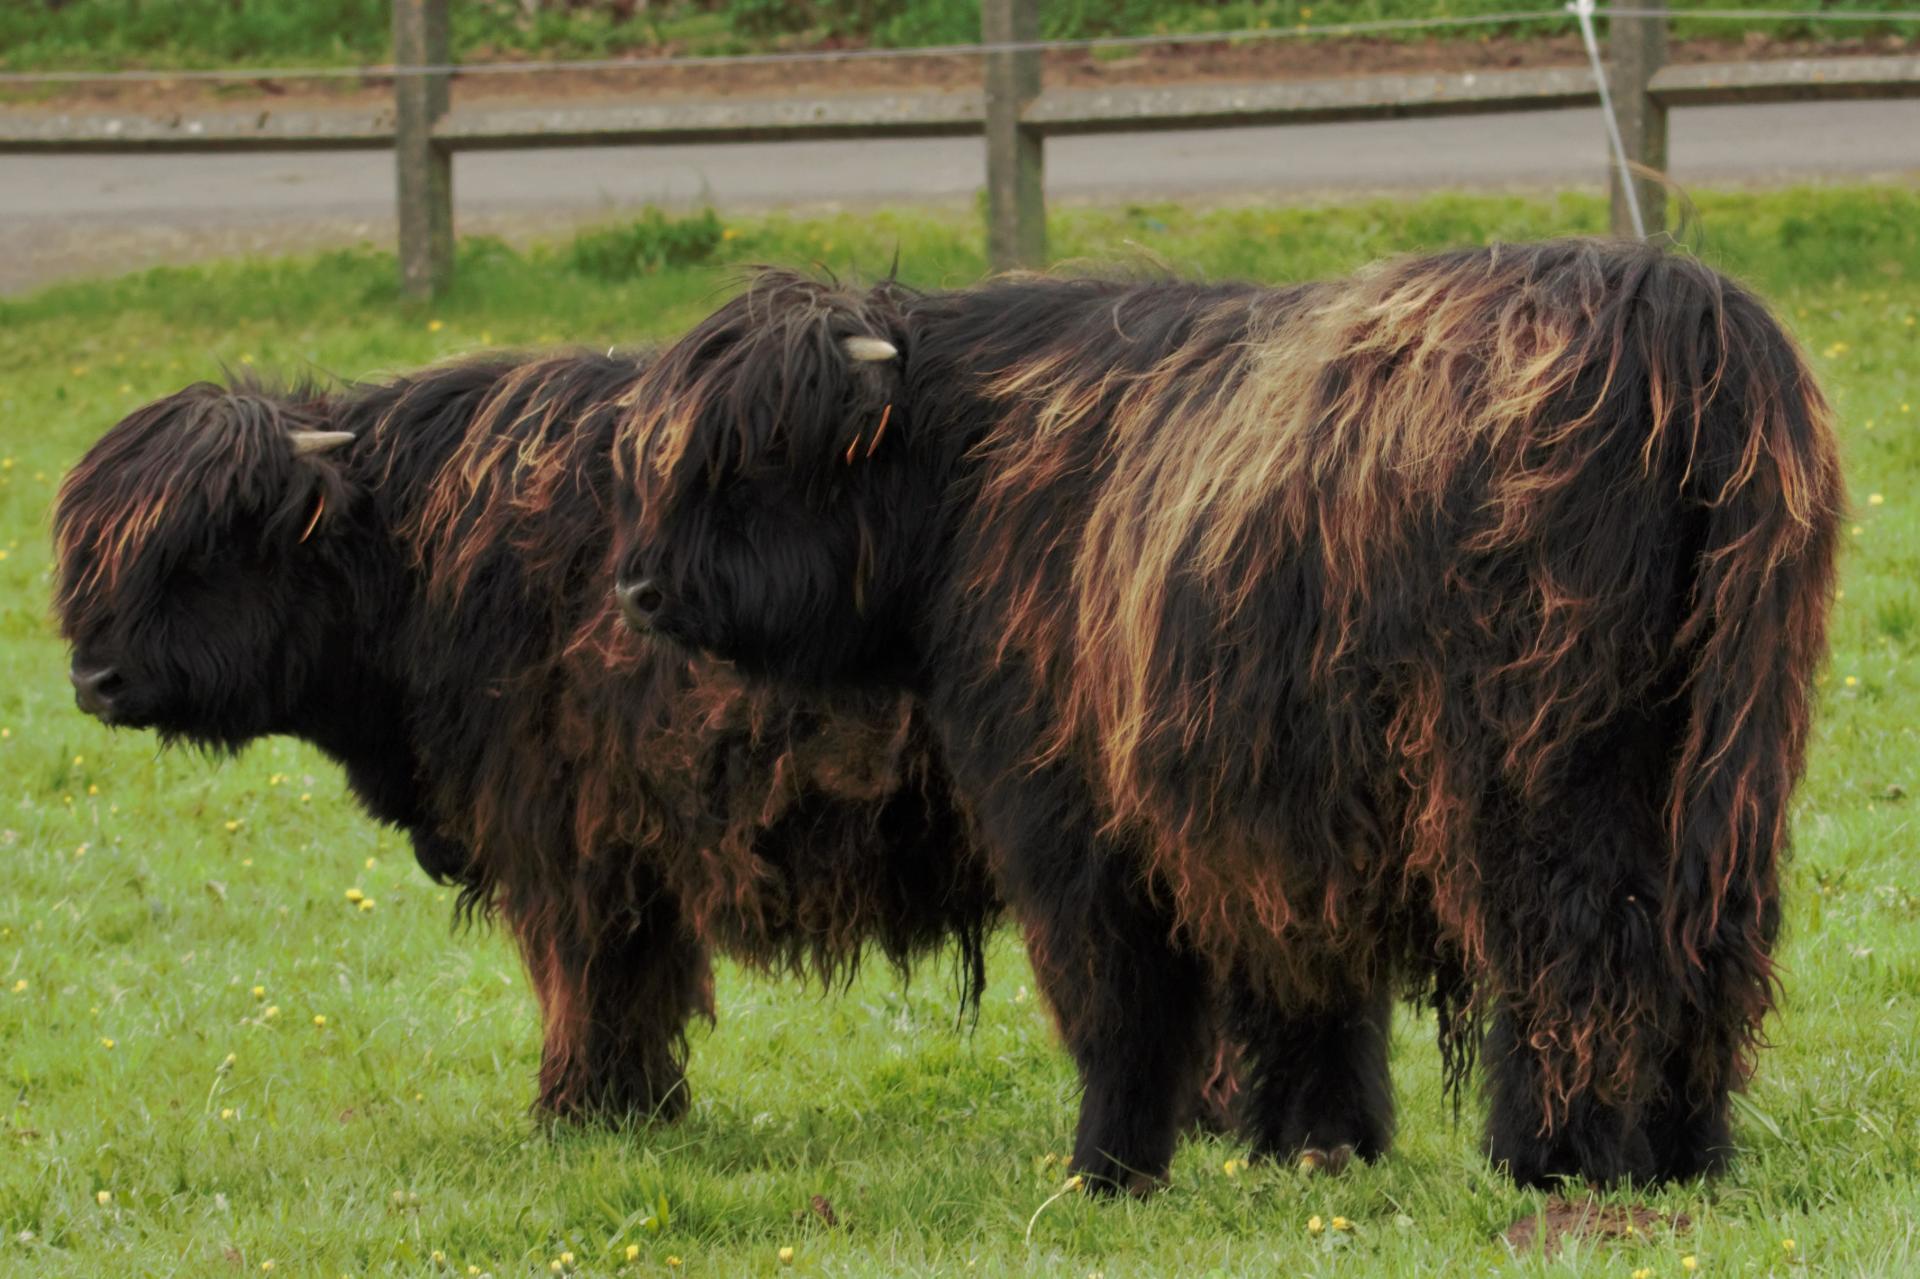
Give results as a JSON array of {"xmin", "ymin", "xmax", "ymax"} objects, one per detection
[
  {"xmin": 616, "ymin": 241, "xmax": 1843, "ymax": 1190},
  {"xmin": 53, "ymin": 350, "xmax": 1000, "ymax": 1123}
]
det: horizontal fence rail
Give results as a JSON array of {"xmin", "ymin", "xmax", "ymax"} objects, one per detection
[{"xmin": 4, "ymin": 4, "xmax": 1919, "ymax": 294}]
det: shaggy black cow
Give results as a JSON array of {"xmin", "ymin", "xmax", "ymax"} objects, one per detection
[
  {"xmin": 53, "ymin": 351, "xmax": 1000, "ymax": 1122},
  {"xmin": 616, "ymin": 241, "xmax": 1842, "ymax": 1190}
]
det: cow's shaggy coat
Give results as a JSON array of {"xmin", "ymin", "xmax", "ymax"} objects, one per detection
[
  {"xmin": 54, "ymin": 352, "xmax": 997, "ymax": 1121},
  {"xmin": 619, "ymin": 241, "xmax": 1842, "ymax": 1189}
]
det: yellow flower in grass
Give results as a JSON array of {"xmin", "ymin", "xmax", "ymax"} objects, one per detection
[
  {"xmin": 1307, "ymin": 1214, "xmax": 1324, "ymax": 1235},
  {"xmin": 666, "ymin": 1259, "xmax": 682, "ymax": 1270},
  {"xmin": 431, "ymin": 1252, "xmax": 446, "ymax": 1265},
  {"xmin": 9, "ymin": 979, "xmax": 24, "ymax": 993},
  {"xmin": 428, "ymin": 319, "xmax": 445, "ymax": 333},
  {"xmin": 1868, "ymin": 493, "xmax": 1885, "ymax": 506},
  {"xmin": 1633, "ymin": 1269, "xmax": 1653, "ymax": 1279},
  {"xmin": 1781, "ymin": 1239, "xmax": 1796, "ymax": 1253},
  {"xmin": 224, "ymin": 819, "xmax": 241, "ymax": 832},
  {"xmin": 252, "ymin": 985, "xmax": 267, "ymax": 999},
  {"xmin": 624, "ymin": 1244, "xmax": 640, "ymax": 1261},
  {"xmin": 260, "ymin": 1263, "xmax": 275, "ymax": 1274},
  {"xmin": 1845, "ymin": 675, "xmax": 1859, "ymax": 687},
  {"xmin": 778, "ymin": 1245, "xmax": 795, "ymax": 1265},
  {"xmin": 1682, "ymin": 1257, "xmax": 1699, "ymax": 1273},
  {"xmin": 96, "ymin": 1190, "xmax": 112, "ymax": 1205},
  {"xmin": 312, "ymin": 1014, "xmax": 327, "ymax": 1028},
  {"xmin": 345, "ymin": 887, "xmax": 365, "ymax": 904},
  {"xmin": 100, "ymin": 1037, "xmax": 115, "ymax": 1050},
  {"xmin": 220, "ymin": 1107, "xmax": 236, "ymax": 1121},
  {"xmin": 560, "ymin": 1253, "xmax": 574, "ymax": 1267},
  {"xmin": 358, "ymin": 898, "xmax": 377, "ymax": 913},
  {"xmin": 1330, "ymin": 1216, "xmax": 1352, "ymax": 1232},
  {"xmin": 263, "ymin": 1005, "xmax": 280, "ymax": 1021}
]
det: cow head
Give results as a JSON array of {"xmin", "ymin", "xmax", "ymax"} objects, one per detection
[
  {"xmin": 614, "ymin": 271, "xmax": 941, "ymax": 689},
  {"xmin": 53, "ymin": 381, "xmax": 359, "ymax": 749}
]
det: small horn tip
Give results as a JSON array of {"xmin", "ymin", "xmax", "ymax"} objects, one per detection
[
  {"xmin": 842, "ymin": 336, "xmax": 899, "ymax": 363},
  {"xmin": 288, "ymin": 430, "xmax": 356, "ymax": 457}
]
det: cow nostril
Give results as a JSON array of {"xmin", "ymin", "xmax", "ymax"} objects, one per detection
[
  {"xmin": 70, "ymin": 664, "xmax": 123, "ymax": 717},
  {"xmin": 616, "ymin": 578, "xmax": 665, "ymax": 630}
]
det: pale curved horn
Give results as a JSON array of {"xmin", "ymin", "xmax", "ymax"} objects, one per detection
[
  {"xmin": 288, "ymin": 430, "xmax": 356, "ymax": 457},
  {"xmin": 841, "ymin": 336, "xmax": 898, "ymax": 363}
]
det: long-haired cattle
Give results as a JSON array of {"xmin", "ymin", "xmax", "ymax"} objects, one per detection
[
  {"xmin": 618, "ymin": 241, "xmax": 1842, "ymax": 1189},
  {"xmin": 53, "ymin": 351, "xmax": 999, "ymax": 1122}
]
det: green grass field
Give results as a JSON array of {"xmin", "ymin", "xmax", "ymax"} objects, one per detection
[{"xmin": 2, "ymin": 187, "xmax": 1918, "ymax": 1276}]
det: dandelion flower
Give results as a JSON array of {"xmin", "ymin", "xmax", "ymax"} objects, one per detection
[
  {"xmin": 300, "ymin": 793, "xmax": 312, "ymax": 803},
  {"xmin": 1845, "ymin": 675, "xmax": 1859, "ymax": 687},
  {"xmin": 224, "ymin": 819, "xmax": 241, "ymax": 832},
  {"xmin": 549, "ymin": 1262, "xmax": 562, "ymax": 1274},
  {"xmin": 221, "ymin": 1107, "xmax": 236, "ymax": 1120},
  {"xmin": 1308, "ymin": 1214, "xmax": 1324, "ymax": 1235},
  {"xmin": 261, "ymin": 1263, "xmax": 275, "ymax": 1274},
  {"xmin": 1065, "ymin": 1174, "xmax": 1085, "ymax": 1191},
  {"xmin": 96, "ymin": 1190, "xmax": 112, "ymax": 1205},
  {"xmin": 73, "ymin": 755, "xmax": 84, "ymax": 766},
  {"xmin": 560, "ymin": 1252, "xmax": 574, "ymax": 1266},
  {"xmin": 345, "ymin": 888, "xmax": 366, "ymax": 904},
  {"xmin": 252, "ymin": 985, "xmax": 267, "ymax": 999},
  {"xmin": 1781, "ymin": 1239, "xmax": 1796, "ymax": 1253},
  {"xmin": 1634, "ymin": 1270, "xmax": 1653, "ymax": 1279},
  {"xmin": 312, "ymin": 1014, "xmax": 328, "ymax": 1028},
  {"xmin": 1223, "ymin": 1158, "xmax": 1239, "ymax": 1176},
  {"xmin": 87, "ymin": 784, "xmax": 99, "ymax": 796},
  {"xmin": 359, "ymin": 898, "xmax": 376, "ymax": 913},
  {"xmin": 1869, "ymin": 493, "xmax": 1885, "ymax": 506},
  {"xmin": 101, "ymin": 1037, "xmax": 115, "ymax": 1049},
  {"xmin": 470, "ymin": 1269, "xmax": 483, "ymax": 1277},
  {"xmin": 778, "ymin": 1245, "xmax": 795, "ymax": 1265},
  {"xmin": 264, "ymin": 1005, "xmax": 280, "ymax": 1020},
  {"xmin": 625, "ymin": 1244, "xmax": 640, "ymax": 1261},
  {"xmin": 365, "ymin": 856, "xmax": 377, "ymax": 869},
  {"xmin": 428, "ymin": 320, "xmax": 445, "ymax": 333},
  {"xmin": 1331, "ymin": 1216, "xmax": 1352, "ymax": 1231},
  {"xmin": 432, "ymin": 1251, "xmax": 446, "ymax": 1264},
  {"xmin": 222, "ymin": 1052, "xmax": 237, "ymax": 1068},
  {"xmin": 10, "ymin": 979, "xmax": 24, "ymax": 993},
  {"xmin": 666, "ymin": 1259, "xmax": 681, "ymax": 1270},
  {"xmin": 1682, "ymin": 1257, "xmax": 1698, "ymax": 1273}
]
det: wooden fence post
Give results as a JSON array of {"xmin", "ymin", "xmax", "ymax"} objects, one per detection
[
  {"xmin": 982, "ymin": 0, "xmax": 1044, "ymax": 271},
  {"xmin": 393, "ymin": 0, "xmax": 453, "ymax": 298},
  {"xmin": 1609, "ymin": 0, "xmax": 1668, "ymax": 238}
]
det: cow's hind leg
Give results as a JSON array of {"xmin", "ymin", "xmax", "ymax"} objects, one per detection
[
  {"xmin": 1480, "ymin": 747, "xmax": 1677, "ymax": 1188},
  {"xmin": 513, "ymin": 866, "xmax": 712, "ymax": 1124},
  {"xmin": 1226, "ymin": 977, "xmax": 1393, "ymax": 1172}
]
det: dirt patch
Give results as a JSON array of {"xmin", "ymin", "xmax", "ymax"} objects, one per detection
[
  {"xmin": 1504, "ymin": 1195, "xmax": 1693, "ymax": 1260},
  {"xmin": 6, "ymin": 32, "xmax": 1912, "ymax": 117}
]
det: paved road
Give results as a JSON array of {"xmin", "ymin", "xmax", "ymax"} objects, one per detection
[{"xmin": 5, "ymin": 98, "xmax": 1918, "ymax": 293}]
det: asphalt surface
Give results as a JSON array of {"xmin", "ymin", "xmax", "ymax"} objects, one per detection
[{"xmin": 5, "ymin": 98, "xmax": 1919, "ymax": 294}]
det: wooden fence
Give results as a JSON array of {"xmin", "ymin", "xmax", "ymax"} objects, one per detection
[{"xmin": 6, "ymin": 1, "xmax": 1919, "ymax": 296}]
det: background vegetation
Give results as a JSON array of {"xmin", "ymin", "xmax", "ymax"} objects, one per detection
[
  {"xmin": 2, "ymin": 0, "xmax": 1915, "ymax": 73},
  {"xmin": 2, "ymin": 185, "xmax": 1918, "ymax": 1275}
]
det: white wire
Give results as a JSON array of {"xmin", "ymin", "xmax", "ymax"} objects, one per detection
[
  {"xmin": 0, "ymin": 9, "xmax": 1579, "ymax": 86},
  {"xmin": 1571, "ymin": 0, "xmax": 1647, "ymax": 238},
  {"xmin": 1, "ymin": 5, "xmax": 1915, "ymax": 88}
]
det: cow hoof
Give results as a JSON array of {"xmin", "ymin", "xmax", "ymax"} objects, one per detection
[{"xmin": 1296, "ymin": 1144, "xmax": 1356, "ymax": 1176}]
